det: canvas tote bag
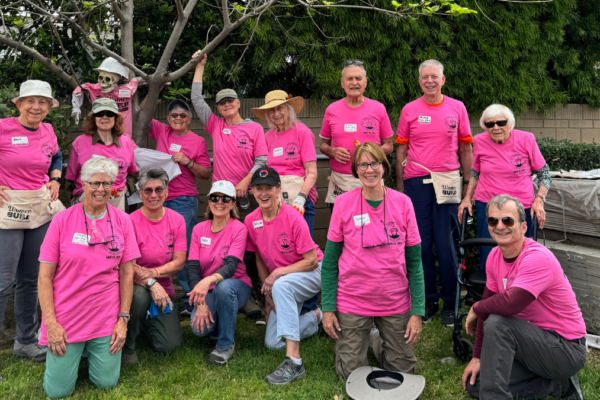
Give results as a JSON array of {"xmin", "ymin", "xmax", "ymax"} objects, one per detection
[
  {"xmin": 403, "ymin": 159, "xmax": 462, "ymax": 204},
  {"xmin": 0, "ymin": 185, "xmax": 65, "ymax": 229},
  {"xmin": 278, "ymin": 175, "xmax": 306, "ymax": 206}
]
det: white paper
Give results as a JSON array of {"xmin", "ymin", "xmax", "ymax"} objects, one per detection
[
  {"xmin": 353, "ymin": 213, "xmax": 370, "ymax": 226},
  {"xmin": 169, "ymin": 143, "xmax": 182, "ymax": 152},
  {"xmin": 12, "ymin": 137, "xmax": 29, "ymax": 146},
  {"xmin": 253, "ymin": 220, "xmax": 264, "ymax": 229},
  {"xmin": 344, "ymin": 124, "xmax": 357, "ymax": 132},
  {"xmin": 128, "ymin": 148, "xmax": 183, "ymax": 205},
  {"xmin": 418, "ymin": 116, "xmax": 431, "ymax": 124},
  {"xmin": 273, "ymin": 147, "xmax": 284, "ymax": 157},
  {"xmin": 201, "ymin": 237, "xmax": 211, "ymax": 246},
  {"xmin": 72, "ymin": 233, "xmax": 90, "ymax": 246}
]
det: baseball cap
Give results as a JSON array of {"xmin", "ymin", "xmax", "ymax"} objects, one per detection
[
  {"xmin": 216, "ymin": 89, "xmax": 238, "ymax": 103},
  {"xmin": 92, "ymin": 98, "xmax": 119, "ymax": 114},
  {"xmin": 208, "ymin": 180, "xmax": 236, "ymax": 198},
  {"xmin": 168, "ymin": 99, "xmax": 191, "ymax": 113},
  {"xmin": 250, "ymin": 167, "xmax": 281, "ymax": 187}
]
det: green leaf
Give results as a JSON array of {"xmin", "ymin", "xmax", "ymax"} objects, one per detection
[{"xmin": 82, "ymin": 2, "xmax": 95, "ymax": 9}]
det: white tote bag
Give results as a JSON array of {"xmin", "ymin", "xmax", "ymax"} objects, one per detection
[{"xmin": 0, "ymin": 185, "xmax": 65, "ymax": 229}]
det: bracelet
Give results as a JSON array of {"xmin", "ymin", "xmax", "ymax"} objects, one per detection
[
  {"xmin": 49, "ymin": 177, "xmax": 62, "ymax": 184},
  {"xmin": 154, "ymin": 268, "xmax": 160, "ymax": 278},
  {"xmin": 184, "ymin": 159, "xmax": 193, "ymax": 168},
  {"xmin": 463, "ymin": 180, "xmax": 470, "ymax": 185},
  {"xmin": 188, "ymin": 161, "xmax": 195, "ymax": 169}
]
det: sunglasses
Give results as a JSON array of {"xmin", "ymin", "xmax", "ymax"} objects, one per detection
[
  {"xmin": 85, "ymin": 181, "xmax": 113, "ymax": 189},
  {"xmin": 142, "ymin": 187, "xmax": 165, "ymax": 196},
  {"xmin": 487, "ymin": 216, "xmax": 516, "ymax": 228},
  {"xmin": 217, "ymin": 98, "xmax": 236, "ymax": 107},
  {"xmin": 343, "ymin": 59, "xmax": 364, "ymax": 67},
  {"xmin": 94, "ymin": 111, "xmax": 116, "ymax": 118},
  {"xmin": 209, "ymin": 195, "xmax": 234, "ymax": 203},
  {"xmin": 483, "ymin": 120, "xmax": 508, "ymax": 129},
  {"xmin": 169, "ymin": 113, "xmax": 189, "ymax": 119}
]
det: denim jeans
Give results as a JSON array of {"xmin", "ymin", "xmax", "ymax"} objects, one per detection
[
  {"xmin": 164, "ymin": 195, "xmax": 198, "ymax": 305},
  {"xmin": 303, "ymin": 198, "xmax": 315, "ymax": 238},
  {"xmin": 190, "ymin": 278, "xmax": 251, "ymax": 351}
]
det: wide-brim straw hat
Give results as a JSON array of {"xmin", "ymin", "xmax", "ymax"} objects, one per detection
[
  {"xmin": 251, "ymin": 90, "xmax": 304, "ymax": 122},
  {"xmin": 12, "ymin": 80, "xmax": 60, "ymax": 108}
]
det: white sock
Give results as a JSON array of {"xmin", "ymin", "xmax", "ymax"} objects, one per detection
[{"xmin": 290, "ymin": 356, "xmax": 302, "ymax": 365}]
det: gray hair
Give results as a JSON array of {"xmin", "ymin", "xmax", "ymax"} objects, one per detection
[
  {"xmin": 486, "ymin": 194, "xmax": 526, "ymax": 223},
  {"xmin": 265, "ymin": 103, "xmax": 298, "ymax": 132},
  {"xmin": 139, "ymin": 168, "xmax": 170, "ymax": 190},
  {"xmin": 80, "ymin": 157, "xmax": 119, "ymax": 182},
  {"xmin": 480, "ymin": 104, "xmax": 516, "ymax": 131},
  {"xmin": 342, "ymin": 60, "xmax": 367, "ymax": 77},
  {"xmin": 418, "ymin": 59, "xmax": 444, "ymax": 77}
]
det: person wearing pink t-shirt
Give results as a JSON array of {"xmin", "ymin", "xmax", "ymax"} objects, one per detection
[
  {"xmin": 459, "ymin": 104, "xmax": 551, "ymax": 271},
  {"xmin": 123, "ymin": 169, "xmax": 187, "ymax": 365},
  {"xmin": 395, "ymin": 60, "xmax": 474, "ymax": 326},
  {"xmin": 319, "ymin": 60, "xmax": 394, "ymax": 209},
  {"xmin": 245, "ymin": 167, "xmax": 323, "ymax": 386},
  {"xmin": 186, "ymin": 180, "xmax": 252, "ymax": 366},
  {"xmin": 462, "ymin": 195, "xmax": 586, "ymax": 400},
  {"xmin": 321, "ymin": 143, "xmax": 425, "ymax": 379},
  {"xmin": 66, "ymin": 98, "xmax": 138, "ymax": 212},
  {"xmin": 38, "ymin": 157, "xmax": 140, "ymax": 399}
]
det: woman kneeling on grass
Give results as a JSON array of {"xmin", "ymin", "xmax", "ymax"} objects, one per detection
[
  {"xmin": 245, "ymin": 167, "xmax": 323, "ymax": 385},
  {"xmin": 322, "ymin": 142, "xmax": 426, "ymax": 379}
]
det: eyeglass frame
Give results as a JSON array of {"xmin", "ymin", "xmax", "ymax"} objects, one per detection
[
  {"xmin": 343, "ymin": 59, "xmax": 365, "ymax": 67},
  {"xmin": 141, "ymin": 187, "xmax": 165, "ymax": 196},
  {"xmin": 168, "ymin": 113, "xmax": 189, "ymax": 119},
  {"xmin": 483, "ymin": 120, "xmax": 508, "ymax": 129},
  {"xmin": 81, "ymin": 203, "xmax": 115, "ymax": 246},
  {"xmin": 217, "ymin": 98, "xmax": 236, "ymax": 107},
  {"xmin": 360, "ymin": 188, "xmax": 391, "ymax": 249},
  {"xmin": 487, "ymin": 216, "xmax": 516, "ymax": 228},
  {"xmin": 357, "ymin": 161, "xmax": 382, "ymax": 171},
  {"xmin": 84, "ymin": 181, "xmax": 114, "ymax": 190}
]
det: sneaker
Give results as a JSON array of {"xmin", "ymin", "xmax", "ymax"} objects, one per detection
[
  {"xmin": 179, "ymin": 303, "xmax": 193, "ymax": 316},
  {"xmin": 441, "ymin": 307, "xmax": 455, "ymax": 327},
  {"xmin": 423, "ymin": 301, "xmax": 439, "ymax": 323},
  {"xmin": 12, "ymin": 341, "xmax": 47, "ymax": 362},
  {"xmin": 243, "ymin": 297, "xmax": 263, "ymax": 318},
  {"xmin": 121, "ymin": 352, "xmax": 139, "ymax": 366},
  {"xmin": 265, "ymin": 357, "xmax": 306, "ymax": 385},
  {"xmin": 207, "ymin": 343, "xmax": 235, "ymax": 366},
  {"xmin": 256, "ymin": 317, "xmax": 266, "ymax": 326},
  {"xmin": 561, "ymin": 374, "xmax": 584, "ymax": 400}
]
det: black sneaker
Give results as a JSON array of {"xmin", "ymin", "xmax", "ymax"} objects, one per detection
[
  {"xmin": 179, "ymin": 303, "xmax": 193, "ymax": 316},
  {"xmin": 265, "ymin": 357, "xmax": 306, "ymax": 385},
  {"xmin": 423, "ymin": 301, "xmax": 439, "ymax": 323},
  {"xmin": 441, "ymin": 306, "xmax": 455, "ymax": 327}
]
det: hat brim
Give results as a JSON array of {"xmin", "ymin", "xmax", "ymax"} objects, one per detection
[
  {"xmin": 346, "ymin": 367, "xmax": 426, "ymax": 400},
  {"xmin": 251, "ymin": 97, "xmax": 304, "ymax": 122},
  {"xmin": 12, "ymin": 96, "xmax": 60, "ymax": 108},
  {"xmin": 92, "ymin": 106, "xmax": 119, "ymax": 114},
  {"xmin": 216, "ymin": 94, "xmax": 239, "ymax": 103}
]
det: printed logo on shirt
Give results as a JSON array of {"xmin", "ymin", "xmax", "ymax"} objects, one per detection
[
  {"xmin": 277, "ymin": 233, "xmax": 293, "ymax": 253},
  {"xmin": 237, "ymin": 135, "xmax": 251, "ymax": 150},
  {"xmin": 103, "ymin": 234, "xmax": 124, "ymax": 258},
  {"xmin": 360, "ymin": 117, "xmax": 378, "ymax": 134},
  {"xmin": 113, "ymin": 156, "xmax": 126, "ymax": 178},
  {"xmin": 385, "ymin": 221, "xmax": 403, "ymax": 245},
  {"xmin": 218, "ymin": 245, "xmax": 230, "ymax": 261},
  {"xmin": 285, "ymin": 142, "xmax": 299, "ymax": 159},
  {"xmin": 509, "ymin": 153, "xmax": 527, "ymax": 174},
  {"xmin": 444, "ymin": 116, "xmax": 458, "ymax": 132},
  {"xmin": 418, "ymin": 116, "xmax": 431, "ymax": 124},
  {"xmin": 41, "ymin": 144, "xmax": 53, "ymax": 164},
  {"xmin": 99, "ymin": 94, "xmax": 129, "ymax": 113},
  {"xmin": 164, "ymin": 232, "xmax": 175, "ymax": 252}
]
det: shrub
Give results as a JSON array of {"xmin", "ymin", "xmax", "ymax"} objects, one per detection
[{"xmin": 537, "ymin": 137, "xmax": 600, "ymax": 171}]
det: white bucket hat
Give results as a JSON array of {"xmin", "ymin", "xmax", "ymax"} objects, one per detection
[
  {"xmin": 208, "ymin": 180, "xmax": 236, "ymax": 198},
  {"xmin": 346, "ymin": 367, "xmax": 426, "ymax": 400},
  {"xmin": 12, "ymin": 80, "xmax": 59, "ymax": 108}
]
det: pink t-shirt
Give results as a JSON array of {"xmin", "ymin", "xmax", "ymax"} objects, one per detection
[
  {"xmin": 38, "ymin": 204, "xmax": 140, "ymax": 345},
  {"xmin": 245, "ymin": 203, "xmax": 323, "ymax": 274},
  {"xmin": 189, "ymin": 218, "xmax": 252, "ymax": 290},
  {"xmin": 486, "ymin": 238, "xmax": 586, "ymax": 340},
  {"xmin": 328, "ymin": 188, "xmax": 421, "ymax": 316},
  {"xmin": 0, "ymin": 118, "xmax": 58, "ymax": 190},
  {"xmin": 149, "ymin": 119, "xmax": 212, "ymax": 200},
  {"xmin": 319, "ymin": 98, "xmax": 394, "ymax": 175},
  {"xmin": 396, "ymin": 96, "xmax": 473, "ymax": 180},
  {"xmin": 65, "ymin": 134, "xmax": 138, "ymax": 196},
  {"xmin": 473, "ymin": 130, "xmax": 546, "ymax": 209},
  {"xmin": 205, "ymin": 114, "xmax": 268, "ymax": 186},
  {"xmin": 130, "ymin": 208, "xmax": 187, "ymax": 296},
  {"xmin": 266, "ymin": 122, "xmax": 317, "ymax": 203},
  {"xmin": 73, "ymin": 81, "xmax": 139, "ymax": 138}
]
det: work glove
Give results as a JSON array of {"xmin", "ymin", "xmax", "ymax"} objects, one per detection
[{"xmin": 292, "ymin": 195, "xmax": 306, "ymax": 216}]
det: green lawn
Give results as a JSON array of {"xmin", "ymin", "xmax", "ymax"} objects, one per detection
[{"xmin": 1, "ymin": 315, "xmax": 599, "ymax": 399}]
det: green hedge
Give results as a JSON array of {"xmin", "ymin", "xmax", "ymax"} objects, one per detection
[{"xmin": 537, "ymin": 137, "xmax": 600, "ymax": 171}]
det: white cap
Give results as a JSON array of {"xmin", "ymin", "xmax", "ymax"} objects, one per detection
[
  {"xmin": 209, "ymin": 180, "xmax": 236, "ymax": 198},
  {"xmin": 12, "ymin": 80, "xmax": 59, "ymax": 108},
  {"xmin": 96, "ymin": 57, "xmax": 129, "ymax": 78}
]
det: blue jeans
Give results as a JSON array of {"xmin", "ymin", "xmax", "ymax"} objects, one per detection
[
  {"xmin": 404, "ymin": 176, "xmax": 459, "ymax": 305},
  {"xmin": 300, "ymin": 198, "xmax": 318, "ymax": 313},
  {"xmin": 190, "ymin": 279, "xmax": 251, "ymax": 350},
  {"xmin": 476, "ymin": 200, "xmax": 535, "ymax": 270},
  {"xmin": 164, "ymin": 195, "xmax": 198, "ymax": 305}
]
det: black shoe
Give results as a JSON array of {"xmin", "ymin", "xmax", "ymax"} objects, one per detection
[
  {"xmin": 561, "ymin": 374, "xmax": 584, "ymax": 400},
  {"xmin": 179, "ymin": 303, "xmax": 193, "ymax": 316},
  {"xmin": 265, "ymin": 357, "xmax": 306, "ymax": 385},
  {"xmin": 441, "ymin": 306, "xmax": 455, "ymax": 327},
  {"xmin": 423, "ymin": 301, "xmax": 439, "ymax": 323}
]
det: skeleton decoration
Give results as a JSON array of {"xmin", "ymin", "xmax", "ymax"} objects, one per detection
[{"xmin": 98, "ymin": 70, "xmax": 121, "ymax": 93}]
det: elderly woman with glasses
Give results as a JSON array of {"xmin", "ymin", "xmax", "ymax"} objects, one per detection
[
  {"xmin": 458, "ymin": 104, "xmax": 550, "ymax": 270},
  {"xmin": 186, "ymin": 180, "xmax": 252, "ymax": 366},
  {"xmin": 38, "ymin": 157, "xmax": 140, "ymax": 399},
  {"xmin": 66, "ymin": 98, "xmax": 138, "ymax": 211},
  {"xmin": 321, "ymin": 142, "xmax": 425, "ymax": 379},
  {"xmin": 122, "ymin": 168, "xmax": 187, "ymax": 365}
]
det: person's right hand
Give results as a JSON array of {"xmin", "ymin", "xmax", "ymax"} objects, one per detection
[
  {"xmin": 150, "ymin": 283, "xmax": 173, "ymax": 312},
  {"xmin": 0, "ymin": 185, "xmax": 11, "ymax": 207},
  {"xmin": 46, "ymin": 321, "xmax": 68, "ymax": 357},
  {"xmin": 332, "ymin": 147, "xmax": 351, "ymax": 164},
  {"xmin": 462, "ymin": 357, "xmax": 481, "ymax": 391},
  {"xmin": 187, "ymin": 277, "xmax": 211, "ymax": 307},
  {"xmin": 191, "ymin": 304, "xmax": 214, "ymax": 333},
  {"xmin": 192, "ymin": 51, "xmax": 207, "ymax": 68},
  {"xmin": 264, "ymin": 293, "xmax": 276, "ymax": 325},
  {"xmin": 458, "ymin": 197, "xmax": 473, "ymax": 224},
  {"xmin": 323, "ymin": 311, "xmax": 341, "ymax": 339}
]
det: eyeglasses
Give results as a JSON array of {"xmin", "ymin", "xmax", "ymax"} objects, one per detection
[
  {"xmin": 209, "ymin": 195, "xmax": 234, "ymax": 203},
  {"xmin": 94, "ymin": 111, "xmax": 116, "ymax": 118},
  {"xmin": 82, "ymin": 204, "xmax": 115, "ymax": 246},
  {"xmin": 169, "ymin": 113, "xmax": 189, "ymax": 119},
  {"xmin": 487, "ymin": 216, "xmax": 516, "ymax": 228},
  {"xmin": 357, "ymin": 162, "xmax": 382, "ymax": 171},
  {"xmin": 85, "ymin": 181, "xmax": 113, "ymax": 189},
  {"xmin": 217, "ymin": 98, "xmax": 236, "ymax": 107},
  {"xmin": 343, "ymin": 59, "xmax": 364, "ymax": 67},
  {"xmin": 142, "ymin": 187, "xmax": 165, "ymax": 196},
  {"xmin": 483, "ymin": 120, "xmax": 508, "ymax": 129}
]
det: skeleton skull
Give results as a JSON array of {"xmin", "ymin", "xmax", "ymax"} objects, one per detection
[{"xmin": 98, "ymin": 71, "xmax": 121, "ymax": 93}]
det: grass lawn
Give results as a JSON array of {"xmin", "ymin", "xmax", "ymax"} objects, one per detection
[{"xmin": 1, "ymin": 313, "xmax": 599, "ymax": 400}]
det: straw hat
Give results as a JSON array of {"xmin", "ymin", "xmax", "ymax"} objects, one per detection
[
  {"xmin": 12, "ymin": 80, "xmax": 59, "ymax": 108},
  {"xmin": 251, "ymin": 90, "xmax": 304, "ymax": 122}
]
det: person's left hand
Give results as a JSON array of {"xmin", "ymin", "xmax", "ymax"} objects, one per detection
[
  {"xmin": 531, "ymin": 197, "xmax": 546, "ymax": 229},
  {"xmin": 171, "ymin": 152, "xmax": 190, "ymax": 165},
  {"xmin": 191, "ymin": 304, "xmax": 214, "ymax": 333},
  {"xmin": 404, "ymin": 315, "xmax": 422, "ymax": 345},
  {"xmin": 46, "ymin": 180, "xmax": 60, "ymax": 201},
  {"xmin": 187, "ymin": 277, "xmax": 211, "ymax": 307},
  {"xmin": 150, "ymin": 283, "xmax": 173, "ymax": 312},
  {"xmin": 235, "ymin": 180, "xmax": 249, "ymax": 200},
  {"xmin": 109, "ymin": 319, "xmax": 127, "ymax": 354},
  {"xmin": 261, "ymin": 270, "xmax": 282, "ymax": 297},
  {"xmin": 465, "ymin": 307, "xmax": 478, "ymax": 336}
]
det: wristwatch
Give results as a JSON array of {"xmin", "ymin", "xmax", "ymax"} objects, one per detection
[
  {"xmin": 146, "ymin": 278, "xmax": 157, "ymax": 289},
  {"xmin": 49, "ymin": 177, "xmax": 62, "ymax": 184},
  {"xmin": 535, "ymin": 194, "xmax": 546, "ymax": 203}
]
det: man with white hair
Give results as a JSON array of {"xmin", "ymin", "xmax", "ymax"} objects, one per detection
[
  {"xmin": 320, "ymin": 60, "xmax": 394, "ymax": 209},
  {"xmin": 395, "ymin": 59, "xmax": 473, "ymax": 326}
]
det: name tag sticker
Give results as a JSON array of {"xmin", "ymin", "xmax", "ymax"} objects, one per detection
[
  {"xmin": 91, "ymin": 154, "xmax": 103, "ymax": 158},
  {"xmin": 118, "ymin": 89, "xmax": 131, "ymax": 98},
  {"xmin": 222, "ymin": 129, "xmax": 231, "ymax": 135},
  {"xmin": 72, "ymin": 233, "xmax": 90, "ymax": 246},
  {"xmin": 418, "ymin": 116, "xmax": 431, "ymax": 124},
  {"xmin": 344, "ymin": 124, "xmax": 357, "ymax": 132},
  {"xmin": 273, "ymin": 147, "xmax": 284, "ymax": 157},
  {"xmin": 12, "ymin": 137, "xmax": 29, "ymax": 147},
  {"xmin": 253, "ymin": 220, "xmax": 264, "ymax": 229},
  {"xmin": 353, "ymin": 214, "xmax": 370, "ymax": 226},
  {"xmin": 201, "ymin": 237, "xmax": 211, "ymax": 246},
  {"xmin": 503, "ymin": 278, "xmax": 507, "ymax": 290},
  {"xmin": 169, "ymin": 143, "xmax": 182, "ymax": 152}
]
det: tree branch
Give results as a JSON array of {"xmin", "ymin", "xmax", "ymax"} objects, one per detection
[
  {"xmin": 111, "ymin": 0, "xmax": 126, "ymax": 22},
  {"xmin": 174, "ymin": 0, "xmax": 184, "ymax": 20},
  {"xmin": 222, "ymin": 0, "xmax": 231, "ymax": 27},
  {"xmin": 68, "ymin": 0, "xmax": 86, "ymax": 28}
]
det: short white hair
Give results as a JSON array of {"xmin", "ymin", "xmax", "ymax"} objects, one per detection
[
  {"xmin": 265, "ymin": 103, "xmax": 298, "ymax": 131},
  {"xmin": 80, "ymin": 157, "xmax": 119, "ymax": 182},
  {"xmin": 480, "ymin": 104, "xmax": 516, "ymax": 131},
  {"xmin": 419, "ymin": 60, "xmax": 444, "ymax": 77}
]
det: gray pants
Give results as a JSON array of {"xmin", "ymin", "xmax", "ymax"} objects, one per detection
[
  {"xmin": 0, "ymin": 222, "xmax": 50, "ymax": 344},
  {"xmin": 467, "ymin": 314, "xmax": 586, "ymax": 400}
]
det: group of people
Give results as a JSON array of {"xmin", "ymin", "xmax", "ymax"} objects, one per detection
[{"xmin": 0, "ymin": 54, "xmax": 587, "ymax": 400}]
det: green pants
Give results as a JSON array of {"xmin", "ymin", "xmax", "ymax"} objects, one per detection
[
  {"xmin": 123, "ymin": 284, "xmax": 182, "ymax": 355},
  {"xmin": 44, "ymin": 335, "xmax": 120, "ymax": 399}
]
